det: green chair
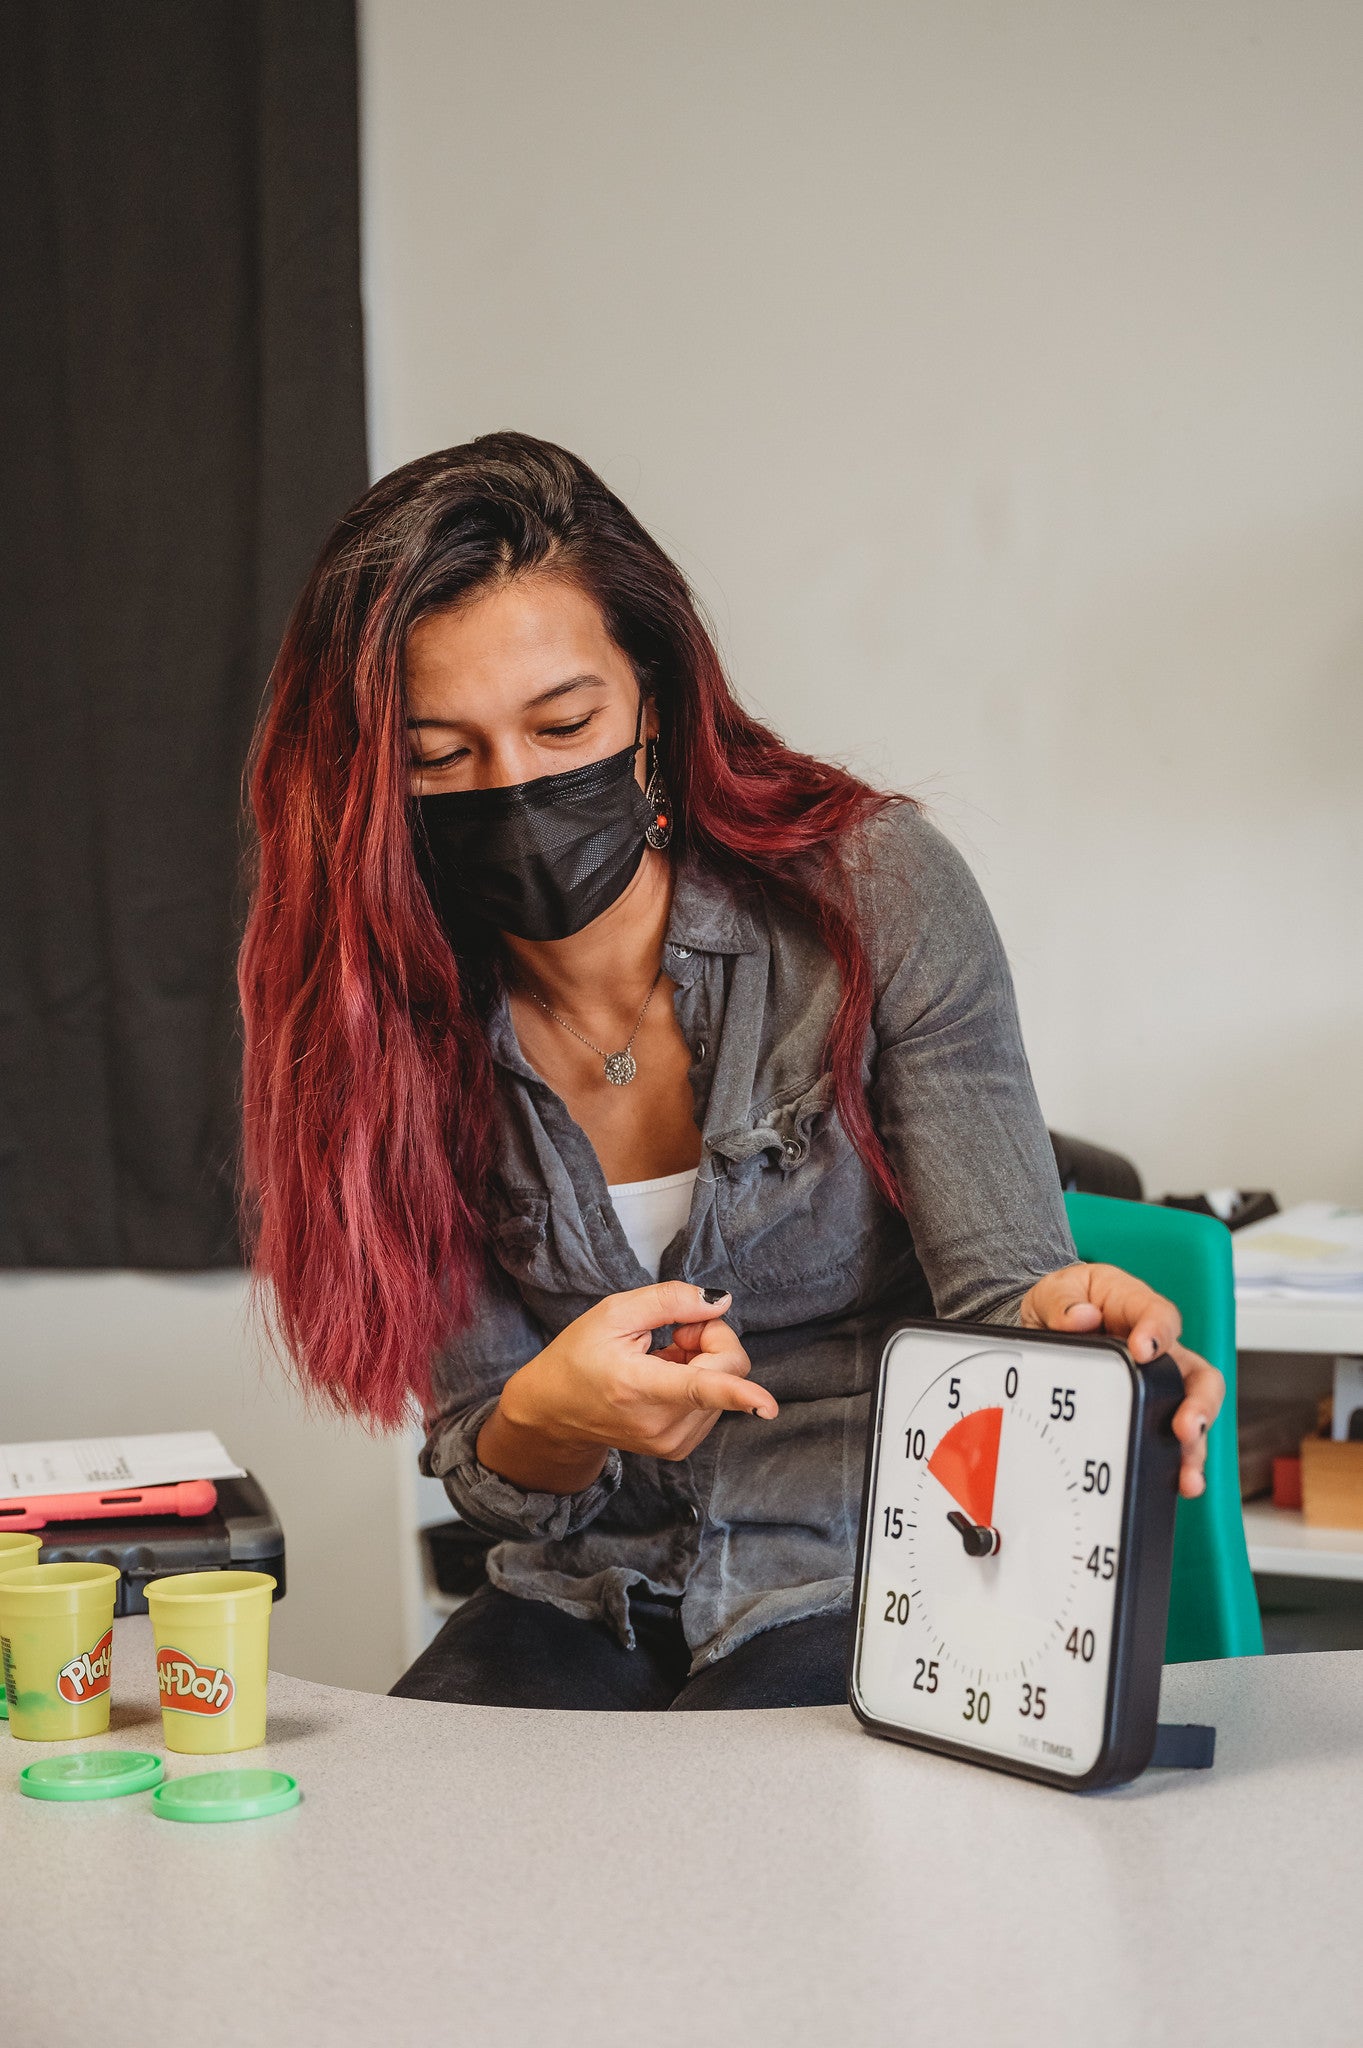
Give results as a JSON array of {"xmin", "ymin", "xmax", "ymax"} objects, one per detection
[{"xmin": 1064, "ymin": 1191, "xmax": 1264, "ymax": 1663}]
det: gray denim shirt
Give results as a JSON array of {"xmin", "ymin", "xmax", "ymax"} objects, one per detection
[{"xmin": 420, "ymin": 804, "xmax": 1076, "ymax": 1672}]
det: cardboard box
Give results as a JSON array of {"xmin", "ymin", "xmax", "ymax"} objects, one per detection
[{"xmin": 1299, "ymin": 1437, "xmax": 1363, "ymax": 1530}]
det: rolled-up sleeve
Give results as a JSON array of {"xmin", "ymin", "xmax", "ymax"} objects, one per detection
[
  {"xmin": 857, "ymin": 806, "xmax": 1076, "ymax": 1325},
  {"xmin": 420, "ymin": 1262, "xmax": 623, "ymax": 1541}
]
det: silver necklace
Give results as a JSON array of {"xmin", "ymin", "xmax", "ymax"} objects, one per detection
[{"xmin": 520, "ymin": 968, "xmax": 663, "ymax": 1086}]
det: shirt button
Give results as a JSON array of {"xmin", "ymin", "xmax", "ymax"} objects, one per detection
[
  {"xmin": 687, "ymin": 1503, "xmax": 702, "ymax": 1524},
  {"xmin": 672, "ymin": 945, "xmax": 691, "ymax": 960},
  {"xmin": 693, "ymin": 1039, "xmax": 707, "ymax": 1061}
]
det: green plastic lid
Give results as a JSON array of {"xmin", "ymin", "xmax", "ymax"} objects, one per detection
[
  {"xmin": 20, "ymin": 1750, "xmax": 165, "ymax": 1801},
  {"xmin": 151, "ymin": 1769, "xmax": 300, "ymax": 1824},
  {"xmin": 0, "ymin": 1693, "xmax": 9, "ymax": 1719}
]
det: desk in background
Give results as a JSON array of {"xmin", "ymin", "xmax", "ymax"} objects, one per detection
[
  {"xmin": 1, "ymin": 1616, "xmax": 1360, "ymax": 2048},
  {"xmin": 1236, "ymin": 1291, "xmax": 1363, "ymax": 1363},
  {"xmin": 1237, "ymin": 1288, "xmax": 1363, "ymax": 1585}
]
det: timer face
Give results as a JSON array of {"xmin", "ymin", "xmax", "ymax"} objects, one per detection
[{"xmin": 851, "ymin": 1323, "xmax": 1138, "ymax": 1780}]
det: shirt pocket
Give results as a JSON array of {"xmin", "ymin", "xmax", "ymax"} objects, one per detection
[
  {"xmin": 480, "ymin": 1179, "xmax": 601, "ymax": 1302},
  {"xmin": 707, "ymin": 1072, "xmax": 875, "ymax": 1301}
]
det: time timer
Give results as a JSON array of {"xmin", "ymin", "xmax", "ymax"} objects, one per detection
[{"xmin": 849, "ymin": 1318, "xmax": 1194, "ymax": 1791}]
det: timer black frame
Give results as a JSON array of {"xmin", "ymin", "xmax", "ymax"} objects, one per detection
[{"xmin": 847, "ymin": 1317, "xmax": 1186, "ymax": 1793}]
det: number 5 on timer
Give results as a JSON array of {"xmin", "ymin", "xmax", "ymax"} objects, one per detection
[{"xmin": 849, "ymin": 1319, "xmax": 1216, "ymax": 1790}]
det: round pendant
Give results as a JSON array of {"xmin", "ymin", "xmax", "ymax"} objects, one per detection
[{"xmin": 603, "ymin": 1050, "xmax": 637, "ymax": 1087}]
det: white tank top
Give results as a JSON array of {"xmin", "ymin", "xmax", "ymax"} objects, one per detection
[{"xmin": 605, "ymin": 1165, "xmax": 699, "ymax": 1281}]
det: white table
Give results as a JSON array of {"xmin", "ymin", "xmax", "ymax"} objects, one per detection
[{"xmin": 2, "ymin": 1617, "xmax": 1360, "ymax": 2048}]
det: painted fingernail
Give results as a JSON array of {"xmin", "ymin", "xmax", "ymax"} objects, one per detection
[{"xmin": 700, "ymin": 1287, "xmax": 730, "ymax": 1304}]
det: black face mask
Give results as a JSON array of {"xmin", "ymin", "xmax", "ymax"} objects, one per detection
[{"xmin": 412, "ymin": 694, "xmax": 657, "ymax": 943}]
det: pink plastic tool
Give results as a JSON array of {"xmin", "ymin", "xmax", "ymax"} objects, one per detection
[{"xmin": 0, "ymin": 1479, "xmax": 219, "ymax": 1531}]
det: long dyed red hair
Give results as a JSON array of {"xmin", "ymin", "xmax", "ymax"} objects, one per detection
[{"xmin": 238, "ymin": 432, "xmax": 905, "ymax": 1427}]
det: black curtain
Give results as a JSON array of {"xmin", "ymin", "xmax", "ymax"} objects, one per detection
[{"xmin": 1, "ymin": 2, "xmax": 368, "ymax": 1267}]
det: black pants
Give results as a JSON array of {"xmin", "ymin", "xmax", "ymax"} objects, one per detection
[{"xmin": 389, "ymin": 1583, "xmax": 851, "ymax": 1710}]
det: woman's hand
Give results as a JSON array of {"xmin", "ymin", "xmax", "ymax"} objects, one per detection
[
  {"xmin": 477, "ymin": 1281, "xmax": 778, "ymax": 1494},
  {"xmin": 1019, "ymin": 1263, "xmax": 1224, "ymax": 1500}
]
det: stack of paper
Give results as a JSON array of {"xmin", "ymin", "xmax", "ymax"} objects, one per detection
[
  {"xmin": 1233, "ymin": 1203, "xmax": 1363, "ymax": 1298},
  {"xmin": 0, "ymin": 1431, "xmax": 246, "ymax": 1503}
]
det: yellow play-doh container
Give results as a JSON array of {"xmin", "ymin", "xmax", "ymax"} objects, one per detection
[
  {"xmin": 144, "ymin": 1570, "xmax": 276, "ymax": 1754},
  {"xmin": 0, "ymin": 1534, "xmax": 42, "ymax": 1574},
  {"xmin": 0, "ymin": 1535, "xmax": 44, "ymax": 1720},
  {"xmin": 0, "ymin": 1562, "xmax": 120, "ymax": 1740}
]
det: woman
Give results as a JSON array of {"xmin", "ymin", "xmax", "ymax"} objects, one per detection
[{"xmin": 238, "ymin": 431, "xmax": 1221, "ymax": 1710}]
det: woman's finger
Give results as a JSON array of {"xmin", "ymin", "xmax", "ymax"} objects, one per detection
[
  {"xmin": 1107, "ymin": 1275, "xmax": 1183, "ymax": 1365},
  {"xmin": 1170, "ymin": 1342, "xmax": 1224, "ymax": 1422},
  {"xmin": 1019, "ymin": 1264, "xmax": 1103, "ymax": 1332},
  {"xmin": 641, "ymin": 1359, "xmax": 778, "ymax": 1420},
  {"xmin": 652, "ymin": 1335, "xmax": 750, "ymax": 1376},
  {"xmin": 1168, "ymin": 1341, "xmax": 1224, "ymax": 1499},
  {"xmin": 1077, "ymin": 1263, "xmax": 1181, "ymax": 1361},
  {"xmin": 600, "ymin": 1280, "xmax": 732, "ymax": 1337},
  {"xmin": 1023, "ymin": 1263, "xmax": 1183, "ymax": 1366},
  {"xmin": 665, "ymin": 1318, "xmax": 752, "ymax": 1372},
  {"xmin": 1023, "ymin": 1267, "xmax": 1214, "ymax": 1495}
]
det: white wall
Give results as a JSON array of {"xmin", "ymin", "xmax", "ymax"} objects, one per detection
[
  {"xmin": 360, "ymin": 0, "xmax": 1363, "ymax": 1205},
  {"xmin": 8, "ymin": 4, "xmax": 1359, "ymax": 1699}
]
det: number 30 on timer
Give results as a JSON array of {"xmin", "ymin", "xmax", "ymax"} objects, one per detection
[{"xmin": 849, "ymin": 1318, "xmax": 1187, "ymax": 1790}]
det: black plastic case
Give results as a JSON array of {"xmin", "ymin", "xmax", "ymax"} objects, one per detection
[
  {"xmin": 847, "ymin": 1318, "xmax": 1185, "ymax": 1792},
  {"xmin": 34, "ymin": 1473, "xmax": 286, "ymax": 1616}
]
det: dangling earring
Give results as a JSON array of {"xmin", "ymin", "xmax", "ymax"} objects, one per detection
[{"xmin": 644, "ymin": 738, "xmax": 673, "ymax": 850}]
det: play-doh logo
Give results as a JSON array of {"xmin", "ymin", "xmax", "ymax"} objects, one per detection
[
  {"xmin": 57, "ymin": 1628, "xmax": 114, "ymax": 1703},
  {"xmin": 157, "ymin": 1647, "xmax": 235, "ymax": 1715}
]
